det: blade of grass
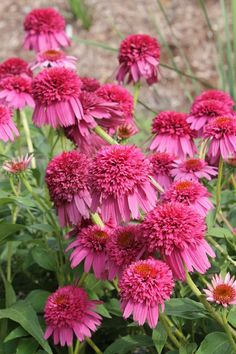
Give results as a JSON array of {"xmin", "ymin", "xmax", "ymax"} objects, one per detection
[{"xmin": 232, "ymin": 0, "xmax": 236, "ymax": 83}]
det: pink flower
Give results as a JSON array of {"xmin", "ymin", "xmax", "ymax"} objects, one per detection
[
  {"xmin": 149, "ymin": 152, "xmax": 175, "ymax": 190},
  {"xmin": 32, "ymin": 68, "xmax": 84, "ymax": 129},
  {"xmin": 187, "ymin": 99, "xmax": 232, "ymax": 134},
  {"xmin": 90, "ymin": 145, "xmax": 157, "ymax": 225},
  {"xmin": 0, "ymin": 105, "xmax": 19, "ymax": 142},
  {"xmin": 3, "ymin": 154, "xmax": 32, "ymax": 174},
  {"xmin": 106, "ymin": 224, "xmax": 147, "ymax": 279},
  {"xmin": 81, "ymin": 77, "xmax": 101, "ymax": 93},
  {"xmin": 204, "ymin": 273, "xmax": 236, "ymax": 307},
  {"xmin": 203, "ymin": 116, "xmax": 236, "ymax": 160},
  {"xmin": 44, "ymin": 285, "xmax": 102, "ymax": 346},
  {"xmin": 119, "ymin": 259, "xmax": 174, "ymax": 328},
  {"xmin": 30, "ymin": 49, "xmax": 77, "ymax": 70},
  {"xmin": 117, "ymin": 122, "xmax": 138, "ymax": 140},
  {"xmin": 194, "ymin": 89, "xmax": 234, "ymax": 108},
  {"xmin": 0, "ymin": 76, "xmax": 34, "ymax": 109},
  {"xmin": 162, "ymin": 180, "xmax": 213, "ymax": 217},
  {"xmin": 116, "ymin": 34, "xmax": 160, "ymax": 85},
  {"xmin": 171, "ymin": 158, "xmax": 218, "ymax": 181},
  {"xmin": 67, "ymin": 225, "xmax": 110, "ymax": 279},
  {"xmin": 150, "ymin": 111, "xmax": 197, "ymax": 158},
  {"xmin": 141, "ymin": 202, "xmax": 215, "ymax": 280},
  {"xmin": 0, "ymin": 57, "xmax": 32, "ymax": 80},
  {"xmin": 96, "ymin": 83, "xmax": 137, "ymax": 135},
  {"xmin": 23, "ymin": 8, "xmax": 70, "ymax": 52},
  {"xmin": 45, "ymin": 151, "xmax": 91, "ymax": 227}
]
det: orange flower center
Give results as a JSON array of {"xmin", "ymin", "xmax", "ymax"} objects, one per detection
[
  {"xmin": 175, "ymin": 181, "xmax": 192, "ymax": 190},
  {"xmin": 54, "ymin": 294, "xmax": 68, "ymax": 306},
  {"xmin": 43, "ymin": 49, "xmax": 63, "ymax": 60},
  {"xmin": 93, "ymin": 230, "xmax": 109, "ymax": 240},
  {"xmin": 11, "ymin": 162, "xmax": 26, "ymax": 172},
  {"xmin": 117, "ymin": 231, "xmax": 134, "ymax": 247},
  {"xmin": 134, "ymin": 263, "xmax": 157, "ymax": 278},
  {"xmin": 215, "ymin": 117, "xmax": 232, "ymax": 125},
  {"xmin": 185, "ymin": 158, "xmax": 202, "ymax": 170},
  {"xmin": 213, "ymin": 284, "xmax": 235, "ymax": 303}
]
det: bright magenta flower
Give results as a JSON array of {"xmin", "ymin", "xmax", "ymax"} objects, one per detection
[
  {"xmin": 149, "ymin": 152, "xmax": 175, "ymax": 190},
  {"xmin": 150, "ymin": 111, "xmax": 197, "ymax": 158},
  {"xmin": 0, "ymin": 105, "xmax": 19, "ymax": 142},
  {"xmin": 0, "ymin": 76, "xmax": 34, "ymax": 109},
  {"xmin": 119, "ymin": 259, "xmax": 174, "ymax": 328},
  {"xmin": 80, "ymin": 77, "xmax": 101, "ymax": 92},
  {"xmin": 0, "ymin": 57, "xmax": 32, "ymax": 80},
  {"xmin": 90, "ymin": 145, "xmax": 157, "ymax": 225},
  {"xmin": 45, "ymin": 151, "xmax": 91, "ymax": 227},
  {"xmin": 204, "ymin": 273, "xmax": 236, "ymax": 307},
  {"xmin": 44, "ymin": 285, "xmax": 102, "ymax": 346},
  {"xmin": 141, "ymin": 202, "xmax": 215, "ymax": 280},
  {"xmin": 116, "ymin": 34, "xmax": 160, "ymax": 85},
  {"xmin": 171, "ymin": 158, "xmax": 218, "ymax": 181},
  {"xmin": 23, "ymin": 8, "xmax": 70, "ymax": 52},
  {"xmin": 194, "ymin": 89, "xmax": 234, "ymax": 108}
]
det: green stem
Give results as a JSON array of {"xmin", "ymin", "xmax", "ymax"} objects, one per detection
[
  {"xmin": 85, "ymin": 337, "xmax": 103, "ymax": 354},
  {"xmin": 90, "ymin": 213, "xmax": 104, "ymax": 227},
  {"xmin": 20, "ymin": 110, "xmax": 36, "ymax": 168},
  {"xmin": 6, "ymin": 242, "xmax": 13, "ymax": 283},
  {"xmin": 68, "ymin": 345, "xmax": 73, "ymax": 354},
  {"xmin": 133, "ymin": 82, "xmax": 141, "ymax": 109},
  {"xmin": 199, "ymin": 138, "xmax": 209, "ymax": 159},
  {"xmin": 74, "ymin": 340, "xmax": 80, "ymax": 354},
  {"xmin": 16, "ymin": 109, "xmax": 22, "ymax": 155},
  {"xmin": 222, "ymin": 311, "xmax": 236, "ymax": 351},
  {"xmin": 78, "ymin": 272, "xmax": 88, "ymax": 287},
  {"xmin": 162, "ymin": 314, "xmax": 187, "ymax": 343},
  {"xmin": 159, "ymin": 314, "xmax": 181, "ymax": 349},
  {"xmin": 94, "ymin": 126, "xmax": 118, "ymax": 145},
  {"xmin": 215, "ymin": 157, "xmax": 224, "ymax": 218}
]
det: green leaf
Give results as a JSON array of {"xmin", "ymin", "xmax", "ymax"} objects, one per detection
[
  {"xmin": 228, "ymin": 307, "xmax": 236, "ymax": 328},
  {"xmin": 27, "ymin": 224, "xmax": 53, "ymax": 233},
  {"xmin": 26, "ymin": 290, "xmax": 50, "ymax": 312},
  {"xmin": 0, "ymin": 224, "xmax": 25, "ymax": 245},
  {"xmin": 207, "ymin": 227, "xmax": 233, "ymax": 239},
  {"xmin": 4, "ymin": 326, "xmax": 28, "ymax": 342},
  {"xmin": 196, "ymin": 332, "xmax": 235, "ymax": 354},
  {"xmin": 0, "ymin": 300, "xmax": 52, "ymax": 354},
  {"xmin": 104, "ymin": 335, "xmax": 153, "ymax": 354},
  {"xmin": 152, "ymin": 322, "xmax": 167, "ymax": 354},
  {"xmin": 16, "ymin": 338, "xmax": 38, "ymax": 354},
  {"xmin": 165, "ymin": 298, "xmax": 207, "ymax": 319},
  {"xmin": 179, "ymin": 343, "xmax": 197, "ymax": 354},
  {"xmin": 31, "ymin": 247, "xmax": 57, "ymax": 271},
  {"xmin": 106, "ymin": 299, "xmax": 122, "ymax": 317}
]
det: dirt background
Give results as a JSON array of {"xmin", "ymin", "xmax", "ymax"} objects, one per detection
[{"xmin": 0, "ymin": 0, "xmax": 224, "ymax": 115}]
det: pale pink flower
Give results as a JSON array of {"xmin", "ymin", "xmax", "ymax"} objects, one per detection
[
  {"xmin": 171, "ymin": 158, "xmax": 218, "ymax": 181},
  {"xmin": 3, "ymin": 154, "xmax": 32, "ymax": 174},
  {"xmin": 0, "ymin": 105, "xmax": 19, "ymax": 142},
  {"xmin": 30, "ymin": 49, "xmax": 77, "ymax": 70},
  {"xmin": 204, "ymin": 273, "xmax": 236, "ymax": 307}
]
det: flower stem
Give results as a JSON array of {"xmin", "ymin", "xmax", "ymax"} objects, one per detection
[
  {"xmin": 133, "ymin": 82, "xmax": 141, "ymax": 109},
  {"xmin": 20, "ymin": 110, "xmax": 36, "ymax": 168},
  {"xmin": 199, "ymin": 138, "xmax": 209, "ymax": 159},
  {"xmin": 222, "ymin": 311, "xmax": 236, "ymax": 352},
  {"xmin": 162, "ymin": 314, "xmax": 187, "ymax": 343},
  {"xmin": 86, "ymin": 337, "xmax": 103, "ymax": 354},
  {"xmin": 215, "ymin": 157, "xmax": 223, "ymax": 218},
  {"xmin": 68, "ymin": 345, "xmax": 73, "ymax": 354},
  {"xmin": 16, "ymin": 109, "xmax": 22, "ymax": 155},
  {"xmin": 74, "ymin": 340, "xmax": 80, "ymax": 354},
  {"xmin": 159, "ymin": 314, "xmax": 181, "ymax": 349},
  {"xmin": 94, "ymin": 125, "xmax": 118, "ymax": 145},
  {"xmin": 90, "ymin": 213, "xmax": 104, "ymax": 227},
  {"xmin": 149, "ymin": 176, "xmax": 164, "ymax": 193}
]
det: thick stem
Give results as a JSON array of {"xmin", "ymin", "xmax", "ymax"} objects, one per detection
[
  {"xmin": 149, "ymin": 176, "xmax": 164, "ymax": 193},
  {"xmin": 20, "ymin": 110, "xmax": 36, "ymax": 168},
  {"xmin": 90, "ymin": 213, "xmax": 104, "ymax": 227},
  {"xmin": 16, "ymin": 109, "xmax": 22, "ymax": 155},
  {"xmin": 159, "ymin": 314, "xmax": 181, "ymax": 349},
  {"xmin": 162, "ymin": 314, "xmax": 187, "ymax": 343},
  {"xmin": 94, "ymin": 126, "xmax": 118, "ymax": 145},
  {"xmin": 215, "ymin": 157, "xmax": 224, "ymax": 217},
  {"xmin": 74, "ymin": 340, "xmax": 80, "ymax": 354},
  {"xmin": 85, "ymin": 337, "xmax": 103, "ymax": 354},
  {"xmin": 199, "ymin": 138, "xmax": 209, "ymax": 159}
]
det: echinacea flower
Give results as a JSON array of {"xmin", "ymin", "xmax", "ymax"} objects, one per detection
[
  {"xmin": 0, "ymin": 57, "xmax": 33, "ymax": 80},
  {"xmin": 23, "ymin": 8, "xmax": 70, "ymax": 52},
  {"xmin": 90, "ymin": 145, "xmax": 157, "ymax": 225},
  {"xmin": 0, "ymin": 76, "xmax": 34, "ymax": 109},
  {"xmin": 203, "ymin": 116, "xmax": 236, "ymax": 160},
  {"xmin": 141, "ymin": 202, "xmax": 215, "ymax": 280},
  {"xmin": 162, "ymin": 180, "xmax": 213, "ymax": 217},
  {"xmin": 45, "ymin": 151, "xmax": 91, "ymax": 227},
  {"xmin": 30, "ymin": 49, "xmax": 77, "ymax": 70},
  {"xmin": 150, "ymin": 111, "xmax": 197, "ymax": 158},
  {"xmin": 187, "ymin": 99, "xmax": 232, "ymax": 133},
  {"xmin": 3, "ymin": 154, "xmax": 32, "ymax": 174},
  {"xmin": 171, "ymin": 158, "xmax": 218, "ymax": 181},
  {"xmin": 149, "ymin": 152, "xmax": 175, "ymax": 190},
  {"xmin": 119, "ymin": 259, "xmax": 174, "ymax": 328},
  {"xmin": 116, "ymin": 34, "xmax": 160, "ymax": 85},
  {"xmin": 0, "ymin": 105, "xmax": 19, "ymax": 142},
  {"xmin": 96, "ymin": 83, "xmax": 137, "ymax": 135},
  {"xmin": 32, "ymin": 67, "xmax": 84, "ymax": 129},
  {"xmin": 44, "ymin": 285, "xmax": 102, "ymax": 346},
  {"xmin": 106, "ymin": 224, "xmax": 147, "ymax": 279},
  {"xmin": 81, "ymin": 77, "xmax": 101, "ymax": 93},
  {"xmin": 67, "ymin": 225, "xmax": 110, "ymax": 279},
  {"xmin": 204, "ymin": 273, "xmax": 236, "ymax": 307},
  {"xmin": 117, "ymin": 122, "xmax": 138, "ymax": 140},
  {"xmin": 194, "ymin": 89, "xmax": 235, "ymax": 109}
]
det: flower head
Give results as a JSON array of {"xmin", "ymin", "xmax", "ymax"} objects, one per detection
[
  {"xmin": 162, "ymin": 180, "xmax": 213, "ymax": 216},
  {"xmin": 203, "ymin": 116, "xmax": 236, "ymax": 160},
  {"xmin": 32, "ymin": 68, "xmax": 84, "ymax": 128},
  {"xmin": 0, "ymin": 105, "xmax": 19, "ymax": 142},
  {"xmin": 171, "ymin": 158, "xmax": 218, "ymax": 181},
  {"xmin": 90, "ymin": 145, "xmax": 157, "ymax": 225},
  {"xmin": 204, "ymin": 273, "xmax": 236, "ymax": 307},
  {"xmin": 116, "ymin": 34, "xmax": 160, "ymax": 85},
  {"xmin": 141, "ymin": 202, "xmax": 215, "ymax": 280},
  {"xmin": 149, "ymin": 152, "xmax": 175, "ymax": 190},
  {"xmin": 119, "ymin": 259, "xmax": 174, "ymax": 328},
  {"xmin": 150, "ymin": 111, "xmax": 197, "ymax": 158},
  {"xmin": 0, "ymin": 57, "xmax": 32, "ymax": 80},
  {"xmin": 30, "ymin": 49, "xmax": 77, "ymax": 70},
  {"xmin": 23, "ymin": 8, "xmax": 70, "ymax": 52},
  {"xmin": 45, "ymin": 151, "xmax": 91, "ymax": 227},
  {"xmin": 106, "ymin": 224, "xmax": 147, "ymax": 279},
  {"xmin": 3, "ymin": 154, "xmax": 32, "ymax": 174},
  {"xmin": 67, "ymin": 225, "xmax": 110, "ymax": 279},
  {"xmin": 194, "ymin": 89, "xmax": 234, "ymax": 108},
  {"xmin": 81, "ymin": 77, "xmax": 101, "ymax": 92},
  {"xmin": 44, "ymin": 285, "xmax": 102, "ymax": 346},
  {"xmin": 0, "ymin": 76, "xmax": 34, "ymax": 109}
]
